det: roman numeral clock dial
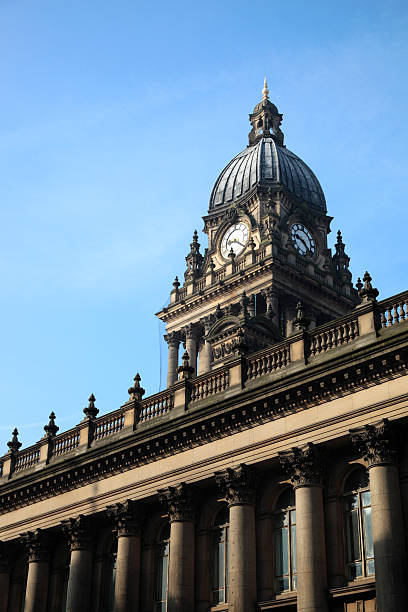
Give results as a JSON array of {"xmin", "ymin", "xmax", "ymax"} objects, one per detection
[
  {"xmin": 290, "ymin": 223, "xmax": 316, "ymax": 256},
  {"xmin": 221, "ymin": 222, "xmax": 249, "ymax": 259}
]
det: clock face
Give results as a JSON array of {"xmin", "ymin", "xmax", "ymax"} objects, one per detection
[
  {"xmin": 290, "ymin": 223, "xmax": 316, "ymax": 256},
  {"xmin": 221, "ymin": 222, "xmax": 249, "ymax": 258}
]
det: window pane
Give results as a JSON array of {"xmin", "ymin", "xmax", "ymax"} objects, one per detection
[
  {"xmin": 361, "ymin": 491, "xmax": 371, "ymax": 507},
  {"xmin": 225, "ymin": 527, "xmax": 229, "ymax": 600},
  {"xmin": 346, "ymin": 511, "xmax": 361, "ymax": 562},
  {"xmin": 275, "ymin": 525, "xmax": 289, "ymax": 578},
  {"xmin": 363, "ymin": 506, "xmax": 374, "ymax": 558},
  {"xmin": 107, "ymin": 558, "xmax": 117, "ymax": 611},
  {"xmin": 349, "ymin": 562, "xmax": 363, "ymax": 579},
  {"xmin": 291, "ymin": 524, "xmax": 297, "ymax": 574},
  {"xmin": 366, "ymin": 559, "xmax": 375, "ymax": 576}
]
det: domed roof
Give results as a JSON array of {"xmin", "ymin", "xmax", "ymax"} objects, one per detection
[{"xmin": 209, "ymin": 137, "xmax": 326, "ymax": 211}]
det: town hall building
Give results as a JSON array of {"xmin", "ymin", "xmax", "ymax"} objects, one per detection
[{"xmin": 1, "ymin": 81, "xmax": 408, "ymax": 612}]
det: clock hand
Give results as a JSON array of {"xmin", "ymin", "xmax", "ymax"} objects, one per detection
[
  {"xmin": 229, "ymin": 238, "xmax": 245, "ymax": 247},
  {"xmin": 295, "ymin": 233, "xmax": 309, "ymax": 251}
]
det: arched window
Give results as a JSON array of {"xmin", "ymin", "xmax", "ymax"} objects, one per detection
[
  {"xmin": 343, "ymin": 467, "xmax": 374, "ymax": 580},
  {"xmin": 106, "ymin": 539, "xmax": 118, "ymax": 612},
  {"xmin": 155, "ymin": 523, "xmax": 170, "ymax": 612},
  {"xmin": 212, "ymin": 505, "xmax": 229, "ymax": 605},
  {"xmin": 274, "ymin": 487, "xmax": 296, "ymax": 592}
]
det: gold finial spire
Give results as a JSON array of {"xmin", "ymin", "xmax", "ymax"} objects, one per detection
[{"xmin": 262, "ymin": 76, "xmax": 269, "ymax": 100}]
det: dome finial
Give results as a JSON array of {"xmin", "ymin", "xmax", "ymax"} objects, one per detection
[{"xmin": 262, "ymin": 76, "xmax": 269, "ymax": 100}]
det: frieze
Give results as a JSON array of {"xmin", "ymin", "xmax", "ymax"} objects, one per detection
[{"xmin": 0, "ymin": 348, "xmax": 406, "ymax": 514}]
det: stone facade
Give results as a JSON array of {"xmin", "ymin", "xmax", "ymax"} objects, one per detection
[{"xmin": 1, "ymin": 83, "xmax": 408, "ymax": 612}]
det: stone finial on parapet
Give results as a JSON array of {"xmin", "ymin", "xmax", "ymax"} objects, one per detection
[
  {"xmin": 7, "ymin": 428, "xmax": 21, "ymax": 455},
  {"xmin": 177, "ymin": 351, "xmax": 194, "ymax": 380},
  {"xmin": 128, "ymin": 373, "xmax": 145, "ymax": 402},
  {"xmin": 44, "ymin": 412, "xmax": 59, "ymax": 437},
  {"xmin": 357, "ymin": 271, "xmax": 379, "ymax": 303},
  {"xmin": 293, "ymin": 301, "xmax": 310, "ymax": 332},
  {"xmin": 83, "ymin": 394, "xmax": 99, "ymax": 420}
]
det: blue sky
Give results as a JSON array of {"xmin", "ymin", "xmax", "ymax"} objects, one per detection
[{"xmin": 0, "ymin": 0, "xmax": 407, "ymax": 449}]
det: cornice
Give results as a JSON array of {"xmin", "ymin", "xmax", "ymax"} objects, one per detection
[
  {"xmin": 158, "ymin": 257, "xmax": 354, "ymax": 324},
  {"xmin": 0, "ymin": 331, "xmax": 407, "ymax": 515}
]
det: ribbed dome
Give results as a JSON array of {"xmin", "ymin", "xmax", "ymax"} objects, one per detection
[{"xmin": 209, "ymin": 137, "xmax": 326, "ymax": 211}]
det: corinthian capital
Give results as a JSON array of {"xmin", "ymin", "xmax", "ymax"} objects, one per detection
[
  {"xmin": 20, "ymin": 529, "xmax": 50, "ymax": 563},
  {"xmin": 215, "ymin": 463, "xmax": 259, "ymax": 506},
  {"xmin": 279, "ymin": 443, "xmax": 324, "ymax": 488},
  {"xmin": 158, "ymin": 483, "xmax": 194, "ymax": 522},
  {"xmin": 61, "ymin": 515, "xmax": 91, "ymax": 551},
  {"xmin": 106, "ymin": 499, "xmax": 144, "ymax": 537},
  {"xmin": 350, "ymin": 419, "xmax": 397, "ymax": 467}
]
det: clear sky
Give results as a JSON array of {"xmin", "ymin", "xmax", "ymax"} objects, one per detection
[{"xmin": 1, "ymin": 0, "xmax": 407, "ymax": 449}]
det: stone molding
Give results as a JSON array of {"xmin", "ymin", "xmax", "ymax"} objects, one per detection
[
  {"xmin": 61, "ymin": 515, "xmax": 91, "ymax": 551},
  {"xmin": 106, "ymin": 499, "xmax": 143, "ymax": 537},
  {"xmin": 158, "ymin": 483, "xmax": 194, "ymax": 522},
  {"xmin": 279, "ymin": 442, "xmax": 325, "ymax": 488},
  {"xmin": 20, "ymin": 529, "xmax": 50, "ymax": 563},
  {"xmin": 0, "ymin": 347, "xmax": 406, "ymax": 515},
  {"xmin": 215, "ymin": 463, "xmax": 259, "ymax": 506},
  {"xmin": 350, "ymin": 418, "xmax": 397, "ymax": 467}
]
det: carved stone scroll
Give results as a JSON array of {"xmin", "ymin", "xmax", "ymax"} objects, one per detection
[
  {"xmin": 157, "ymin": 483, "xmax": 194, "ymax": 522},
  {"xmin": 350, "ymin": 418, "xmax": 397, "ymax": 467},
  {"xmin": 279, "ymin": 442, "xmax": 325, "ymax": 488},
  {"xmin": 20, "ymin": 529, "xmax": 50, "ymax": 562},
  {"xmin": 61, "ymin": 515, "xmax": 91, "ymax": 551},
  {"xmin": 106, "ymin": 499, "xmax": 143, "ymax": 537},
  {"xmin": 215, "ymin": 463, "xmax": 259, "ymax": 506}
]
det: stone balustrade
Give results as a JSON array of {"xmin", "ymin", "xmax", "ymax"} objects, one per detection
[
  {"xmin": 378, "ymin": 290, "xmax": 408, "ymax": 328},
  {"xmin": 94, "ymin": 410, "xmax": 125, "ymax": 440},
  {"xmin": 309, "ymin": 317, "xmax": 359, "ymax": 357},
  {"xmin": 1, "ymin": 290, "xmax": 407, "ymax": 480},
  {"xmin": 13, "ymin": 445, "xmax": 41, "ymax": 472}
]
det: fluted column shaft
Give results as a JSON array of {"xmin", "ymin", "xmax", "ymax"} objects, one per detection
[
  {"xmin": 185, "ymin": 327, "xmax": 198, "ymax": 376},
  {"xmin": 62, "ymin": 516, "xmax": 92, "ymax": 612},
  {"xmin": 107, "ymin": 500, "xmax": 142, "ymax": 612},
  {"xmin": 280, "ymin": 443, "xmax": 328, "ymax": 612},
  {"xmin": 351, "ymin": 419, "xmax": 408, "ymax": 612},
  {"xmin": 215, "ymin": 464, "xmax": 258, "ymax": 612},
  {"xmin": 158, "ymin": 483, "xmax": 194, "ymax": 612},
  {"xmin": 166, "ymin": 333, "xmax": 179, "ymax": 387},
  {"xmin": 21, "ymin": 530, "xmax": 50, "ymax": 612}
]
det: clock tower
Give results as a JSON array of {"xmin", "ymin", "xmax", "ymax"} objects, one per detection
[{"xmin": 156, "ymin": 80, "xmax": 358, "ymax": 385}]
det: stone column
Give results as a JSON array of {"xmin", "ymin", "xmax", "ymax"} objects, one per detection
[
  {"xmin": 279, "ymin": 443, "xmax": 328, "ymax": 612},
  {"xmin": 61, "ymin": 516, "xmax": 93, "ymax": 612},
  {"xmin": 198, "ymin": 320, "xmax": 212, "ymax": 375},
  {"xmin": 351, "ymin": 419, "xmax": 408, "ymax": 612},
  {"xmin": 215, "ymin": 464, "xmax": 258, "ymax": 612},
  {"xmin": 107, "ymin": 500, "xmax": 143, "ymax": 612},
  {"xmin": 185, "ymin": 325, "xmax": 198, "ymax": 376},
  {"xmin": 20, "ymin": 530, "xmax": 50, "ymax": 612},
  {"xmin": 0, "ymin": 542, "xmax": 9, "ymax": 612},
  {"xmin": 158, "ymin": 483, "xmax": 195, "ymax": 612},
  {"xmin": 166, "ymin": 332, "xmax": 180, "ymax": 387}
]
